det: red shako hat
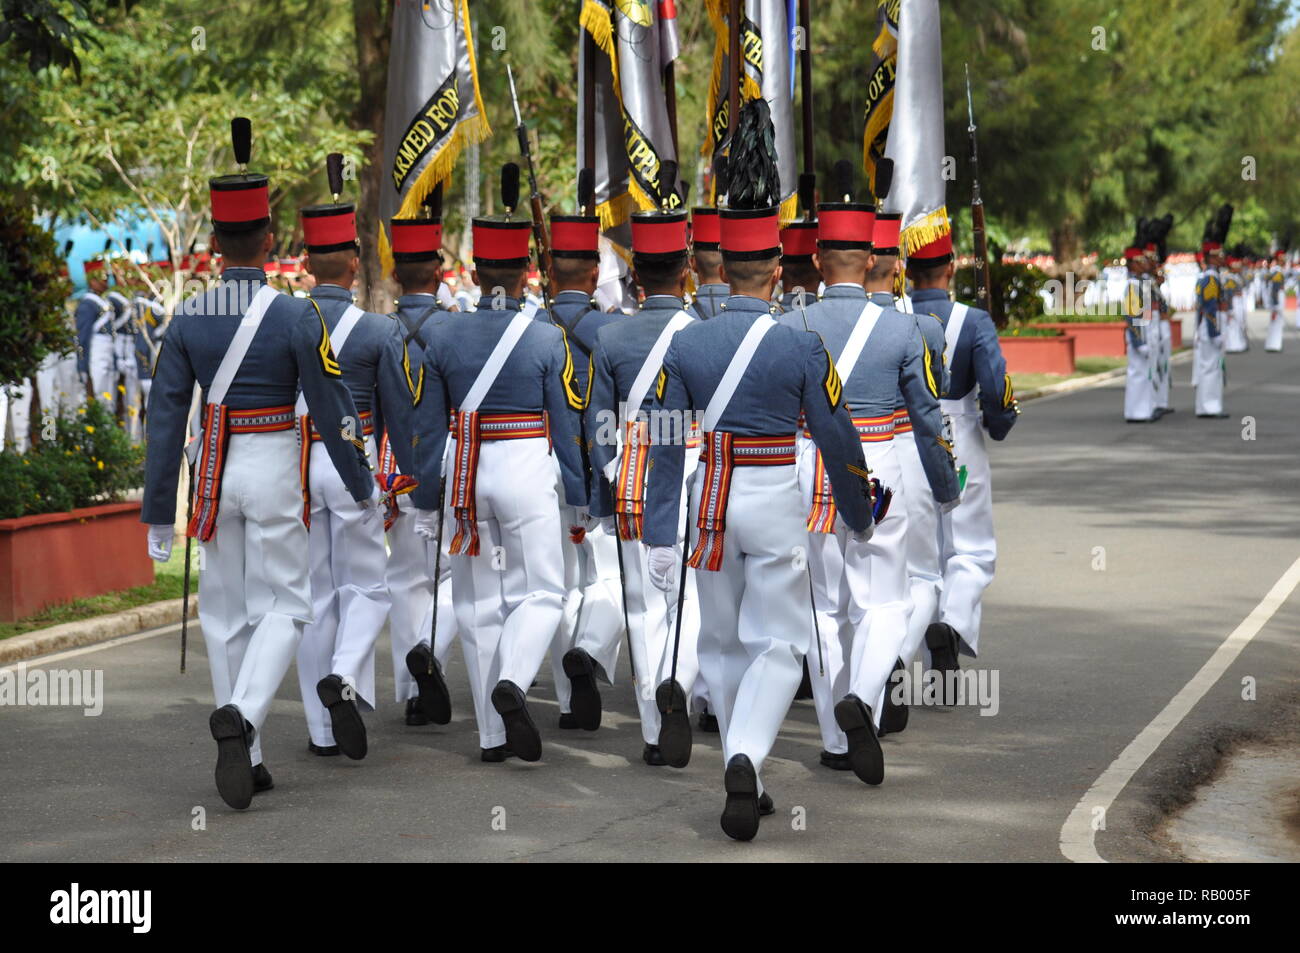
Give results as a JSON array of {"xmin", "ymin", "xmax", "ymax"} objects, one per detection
[{"xmin": 210, "ymin": 118, "xmax": 270, "ymax": 232}]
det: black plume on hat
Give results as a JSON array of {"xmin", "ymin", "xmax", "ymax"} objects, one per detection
[
  {"xmin": 231, "ymin": 117, "xmax": 252, "ymax": 168},
  {"xmin": 577, "ymin": 167, "xmax": 594, "ymax": 213},
  {"xmin": 326, "ymin": 153, "xmax": 345, "ymax": 198},
  {"xmin": 501, "ymin": 163, "xmax": 521, "ymax": 214},
  {"xmin": 832, "ymin": 160, "xmax": 854, "ymax": 202},
  {"xmin": 1150, "ymin": 213, "xmax": 1174, "ymax": 262},
  {"xmin": 873, "ymin": 157, "xmax": 894, "ymax": 204},
  {"xmin": 714, "ymin": 154, "xmax": 731, "ymax": 199},
  {"xmin": 658, "ymin": 159, "xmax": 678, "ymax": 209},
  {"xmin": 726, "ymin": 98, "xmax": 780, "ymax": 210},
  {"xmin": 428, "ymin": 182, "xmax": 444, "ymax": 219},
  {"xmin": 798, "ymin": 172, "xmax": 816, "ymax": 218},
  {"xmin": 1215, "ymin": 203, "xmax": 1234, "ymax": 244}
]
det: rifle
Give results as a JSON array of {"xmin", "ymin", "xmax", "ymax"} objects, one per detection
[
  {"xmin": 506, "ymin": 64, "xmax": 553, "ymax": 311},
  {"xmin": 965, "ymin": 64, "xmax": 995, "ymax": 322}
]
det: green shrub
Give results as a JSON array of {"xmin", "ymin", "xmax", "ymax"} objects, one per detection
[
  {"xmin": 0, "ymin": 199, "xmax": 74, "ymax": 389},
  {"xmin": 954, "ymin": 256, "xmax": 1049, "ymax": 330},
  {"xmin": 0, "ymin": 401, "xmax": 144, "ymax": 519}
]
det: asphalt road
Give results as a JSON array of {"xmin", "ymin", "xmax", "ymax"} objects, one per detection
[{"xmin": 3, "ymin": 310, "xmax": 1298, "ymax": 863}]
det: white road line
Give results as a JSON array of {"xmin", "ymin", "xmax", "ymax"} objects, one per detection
[
  {"xmin": 0, "ymin": 622, "xmax": 181, "ymax": 674},
  {"xmin": 1060, "ymin": 554, "xmax": 1300, "ymax": 862}
]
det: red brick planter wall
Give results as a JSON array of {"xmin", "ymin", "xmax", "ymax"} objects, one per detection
[
  {"xmin": 1036, "ymin": 322, "xmax": 1127, "ymax": 357},
  {"xmin": 999, "ymin": 335, "xmax": 1076, "ymax": 376},
  {"xmin": 0, "ymin": 501, "xmax": 152, "ymax": 622}
]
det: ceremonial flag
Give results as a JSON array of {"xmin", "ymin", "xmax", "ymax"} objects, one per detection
[
  {"xmin": 702, "ymin": 0, "xmax": 797, "ymax": 221},
  {"xmin": 861, "ymin": 0, "xmax": 899, "ymax": 188},
  {"xmin": 579, "ymin": 0, "xmax": 682, "ymax": 229},
  {"xmin": 379, "ymin": 0, "xmax": 490, "ymax": 271},
  {"xmin": 882, "ymin": 0, "xmax": 950, "ymax": 255}
]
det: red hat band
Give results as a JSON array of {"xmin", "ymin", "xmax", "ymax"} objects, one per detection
[
  {"xmin": 551, "ymin": 216, "xmax": 600, "ymax": 258},
  {"xmin": 690, "ymin": 207, "xmax": 721, "ymax": 249},
  {"xmin": 720, "ymin": 207, "xmax": 780, "ymax": 260},
  {"xmin": 473, "ymin": 218, "xmax": 531, "ymax": 265},
  {"xmin": 301, "ymin": 205, "xmax": 357, "ymax": 253},
  {"xmin": 631, "ymin": 211, "xmax": 688, "ymax": 258},
  {"xmin": 780, "ymin": 223, "xmax": 819, "ymax": 259},
  {"xmin": 909, "ymin": 230, "xmax": 954, "ymax": 264},
  {"xmin": 872, "ymin": 214, "xmax": 901, "ymax": 254},
  {"xmin": 390, "ymin": 219, "xmax": 443, "ymax": 262},
  {"xmin": 817, "ymin": 204, "xmax": 874, "ymax": 248},
  {"xmin": 210, "ymin": 174, "xmax": 271, "ymax": 231}
]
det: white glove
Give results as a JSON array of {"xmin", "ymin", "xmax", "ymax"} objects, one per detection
[
  {"xmin": 358, "ymin": 484, "xmax": 382, "ymax": 527},
  {"xmin": 413, "ymin": 508, "xmax": 442, "ymax": 540},
  {"xmin": 1138, "ymin": 344, "xmax": 1150, "ymax": 358},
  {"xmin": 940, "ymin": 495, "xmax": 962, "ymax": 514},
  {"xmin": 646, "ymin": 545, "xmax": 678, "ymax": 592},
  {"xmin": 600, "ymin": 517, "xmax": 617, "ymax": 535},
  {"xmin": 147, "ymin": 524, "xmax": 174, "ymax": 563},
  {"xmin": 850, "ymin": 524, "xmax": 873, "ymax": 545}
]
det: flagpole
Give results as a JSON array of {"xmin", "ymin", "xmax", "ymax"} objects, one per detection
[
  {"xmin": 727, "ymin": 0, "xmax": 740, "ymax": 142},
  {"xmin": 581, "ymin": 1, "xmax": 596, "ymax": 212},
  {"xmin": 665, "ymin": 62, "xmax": 679, "ymax": 157},
  {"xmin": 799, "ymin": 0, "xmax": 814, "ymax": 182}
]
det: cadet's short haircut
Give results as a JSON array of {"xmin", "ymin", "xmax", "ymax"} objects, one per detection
[
  {"xmin": 633, "ymin": 253, "xmax": 689, "ymax": 294},
  {"xmin": 394, "ymin": 258, "xmax": 442, "ymax": 291},
  {"xmin": 906, "ymin": 259, "xmax": 951, "ymax": 287},
  {"xmin": 781, "ymin": 259, "xmax": 822, "ymax": 293},
  {"xmin": 475, "ymin": 263, "xmax": 526, "ymax": 296},
  {"xmin": 308, "ymin": 248, "xmax": 357, "ymax": 284},
  {"xmin": 552, "ymin": 256, "xmax": 599, "ymax": 288},
  {"xmin": 213, "ymin": 223, "xmax": 269, "ymax": 264},
  {"xmin": 721, "ymin": 254, "xmax": 780, "ymax": 295},
  {"xmin": 867, "ymin": 253, "xmax": 899, "ymax": 284},
  {"xmin": 692, "ymin": 248, "xmax": 724, "ymax": 281}
]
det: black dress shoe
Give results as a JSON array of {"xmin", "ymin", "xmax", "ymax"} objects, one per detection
[
  {"xmin": 758, "ymin": 791, "xmax": 774, "ymax": 817},
  {"xmin": 307, "ymin": 741, "xmax": 340, "ymax": 756},
  {"xmin": 251, "ymin": 763, "xmax": 274, "ymax": 794},
  {"xmin": 480, "ymin": 744, "xmax": 517, "ymax": 763},
  {"xmin": 833, "ymin": 694, "xmax": 884, "ymax": 785},
  {"xmin": 490, "ymin": 680, "xmax": 542, "ymax": 762},
  {"xmin": 317, "ymin": 674, "xmax": 368, "ymax": 760},
  {"xmin": 562, "ymin": 648, "xmax": 602, "ymax": 731},
  {"xmin": 721, "ymin": 754, "xmax": 760, "ymax": 842},
  {"xmin": 558, "ymin": 712, "xmax": 580, "ymax": 729},
  {"xmin": 794, "ymin": 659, "xmax": 814, "ymax": 700},
  {"xmin": 819, "ymin": 749, "xmax": 851, "ymax": 770},
  {"xmin": 879, "ymin": 657, "xmax": 909, "ymax": 736},
  {"xmin": 642, "ymin": 743, "xmax": 667, "ymax": 766},
  {"xmin": 655, "ymin": 679, "xmax": 692, "ymax": 768},
  {"xmin": 405, "ymin": 698, "xmax": 429, "ymax": 726},
  {"xmin": 698, "ymin": 710, "xmax": 719, "ymax": 733},
  {"xmin": 209, "ymin": 704, "xmax": 254, "ymax": 810},
  {"xmin": 405, "ymin": 643, "xmax": 452, "ymax": 725},
  {"xmin": 925, "ymin": 622, "xmax": 961, "ymax": 705}
]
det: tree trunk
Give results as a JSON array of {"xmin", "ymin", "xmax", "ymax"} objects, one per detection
[
  {"xmin": 1049, "ymin": 218, "xmax": 1082, "ymax": 273},
  {"xmin": 352, "ymin": 0, "xmax": 396, "ymax": 312}
]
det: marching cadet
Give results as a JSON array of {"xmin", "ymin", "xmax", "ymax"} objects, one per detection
[
  {"xmin": 583, "ymin": 202, "xmax": 702, "ymax": 767},
  {"xmin": 1146, "ymin": 216, "xmax": 1176, "ymax": 415},
  {"xmin": 642, "ymin": 100, "xmax": 873, "ymax": 841},
  {"xmin": 131, "ymin": 271, "xmax": 166, "ymax": 432},
  {"xmin": 1264, "ymin": 245, "xmax": 1287, "ymax": 353},
  {"xmin": 905, "ymin": 224, "xmax": 1019, "ymax": 685},
  {"xmin": 778, "ymin": 219, "xmax": 821, "ymax": 311},
  {"xmin": 75, "ymin": 258, "xmax": 116, "ymax": 406},
  {"xmin": 1194, "ymin": 206, "xmax": 1230, "ymax": 418},
  {"xmin": 1122, "ymin": 220, "xmax": 1157, "ymax": 424},
  {"xmin": 788, "ymin": 183, "xmax": 958, "ymax": 784},
  {"xmin": 411, "ymin": 166, "xmax": 587, "ymax": 764},
  {"xmin": 142, "ymin": 119, "xmax": 375, "ymax": 810},
  {"xmin": 383, "ymin": 211, "xmax": 457, "ymax": 729},
  {"xmin": 687, "ymin": 207, "xmax": 727, "ymax": 320},
  {"xmin": 294, "ymin": 155, "xmax": 413, "ymax": 763},
  {"xmin": 546, "ymin": 197, "xmax": 626, "ymax": 730},
  {"xmin": 1222, "ymin": 246, "xmax": 1249, "ymax": 354}
]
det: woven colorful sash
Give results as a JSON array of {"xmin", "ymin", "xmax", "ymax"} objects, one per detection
[
  {"xmin": 804, "ymin": 414, "xmax": 892, "ymax": 533},
  {"xmin": 615, "ymin": 419, "xmax": 651, "ymax": 540},
  {"xmin": 187, "ymin": 404, "xmax": 295, "ymax": 541},
  {"xmin": 297, "ymin": 409, "xmax": 374, "ymax": 529},
  {"xmin": 376, "ymin": 433, "xmax": 418, "ymax": 532},
  {"xmin": 892, "ymin": 408, "xmax": 913, "ymax": 435},
  {"xmin": 688, "ymin": 433, "xmax": 796, "ymax": 571},
  {"xmin": 446, "ymin": 410, "xmax": 548, "ymax": 556}
]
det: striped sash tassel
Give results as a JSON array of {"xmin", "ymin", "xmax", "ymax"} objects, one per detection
[
  {"xmin": 376, "ymin": 433, "xmax": 418, "ymax": 531},
  {"xmin": 806, "ymin": 449, "xmax": 838, "ymax": 533},
  {"xmin": 186, "ymin": 403, "xmax": 229, "ymax": 542},
  {"xmin": 296, "ymin": 414, "xmax": 313, "ymax": 529},
  {"xmin": 614, "ymin": 419, "xmax": 650, "ymax": 541},
  {"xmin": 687, "ymin": 431, "xmax": 734, "ymax": 572},
  {"xmin": 447, "ymin": 410, "xmax": 482, "ymax": 556}
]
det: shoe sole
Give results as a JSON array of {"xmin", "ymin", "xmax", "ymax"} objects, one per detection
[
  {"xmin": 562, "ymin": 649, "xmax": 601, "ymax": 731},
  {"xmin": 317, "ymin": 678, "xmax": 368, "ymax": 761},
  {"xmin": 491, "ymin": 684, "xmax": 542, "ymax": 762},
  {"xmin": 721, "ymin": 757, "xmax": 760, "ymax": 841},
  {"xmin": 880, "ymin": 660, "xmax": 909, "ymax": 735},
  {"xmin": 209, "ymin": 706, "xmax": 254, "ymax": 810},
  {"xmin": 405, "ymin": 647, "xmax": 452, "ymax": 725},
  {"xmin": 925, "ymin": 624, "xmax": 961, "ymax": 706},
  {"xmin": 834, "ymin": 698, "xmax": 884, "ymax": 786},
  {"xmin": 655, "ymin": 679, "xmax": 692, "ymax": 768}
]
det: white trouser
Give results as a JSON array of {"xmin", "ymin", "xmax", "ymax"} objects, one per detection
[
  {"xmin": 1265, "ymin": 308, "xmax": 1284, "ymax": 352},
  {"xmin": 1155, "ymin": 319, "xmax": 1172, "ymax": 409},
  {"xmin": 566, "ymin": 519, "xmax": 627, "ymax": 684},
  {"xmin": 198, "ymin": 430, "xmax": 312, "ymax": 766},
  {"xmin": 1224, "ymin": 300, "xmax": 1248, "ymax": 352},
  {"xmin": 37, "ymin": 352, "xmax": 82, "ymax": 418},
  {"xmin": 88, "ymin": 334, "xmax": 118, "ymax": 409},
  {"xmin": 691, "ymin": 460, "xmax": 812, "ymax": 785},
  {"xmin": 297, "ymin": 438, "xmax": 389, "ymax": 747},
  {"xmin": 2, "ymin": 382, "xmax": 31, "ymax": 452},
  {"xmin": 450, "ymin": 437, "xmax": 564, "ymax": 750},
  {"xmin": 938, "ymin": 414, "xmax": 995, "ymax": 657},
  {"xmin": 894, "ymin": 429, "xmax": 944, "ymax": 670},
  {"xmin": 114, "ymin": 335, "xmax": 142, "ymax": 440},
  {"xmin": 1124, "ymin": 335, "xmax": 1156, "ymax": 421},
  {"xmin": 387, "ymin": 493, "xmax": 457, "ymax": 703},
  {"xmin": 1193, "ymin": 323, "xmax": 1225, "ymax": 416}
]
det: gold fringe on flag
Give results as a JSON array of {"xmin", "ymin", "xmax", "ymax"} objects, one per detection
[
  {"xmin": 900, "ymin": 205, "xmax": 951, "ymax": 257},
  {"xmin": 595, "ymin": 190, "xmax": 637, "ymax": 231}
]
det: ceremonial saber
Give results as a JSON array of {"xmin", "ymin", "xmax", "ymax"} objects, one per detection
[
  {"xmin": 614, "ymin": 532, "xmax": 637, "ymax": 687},
  {"xmin": 665, "ymin": 483, "xmax": 693, "ymax": 705},
  {"xmin": 427, "ymin": 468, "xmax": 449, "ymax": 678},
  {"xmin": 179, "ymin": 458, "xmax": 194, "ymax": 674}
]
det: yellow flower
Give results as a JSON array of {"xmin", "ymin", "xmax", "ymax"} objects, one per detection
[
  {"xmin": 85, "ymin": 425, "xmax": 95, "ymax": 434},
  {"xmin": 97, "ymin": 460, "xmax": 105, "ymax": 470}
]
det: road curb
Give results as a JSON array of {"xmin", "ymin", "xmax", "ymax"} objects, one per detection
[
  {"xmin": 0, "ymin": 596, "xmax": 197, "ymax": 665},
  {"xmin": 1019, "ymin": 348, "xmax": 1193, "ymax": 402}
]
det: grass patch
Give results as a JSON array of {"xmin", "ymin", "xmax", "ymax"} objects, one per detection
[
  {"xmin": 0, "ymin": 542, "xmax": 195, "ymax": 641},
  {"xmin": 1011, "ymin": 355, "xmax": 1127, "ymax": 393}
]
